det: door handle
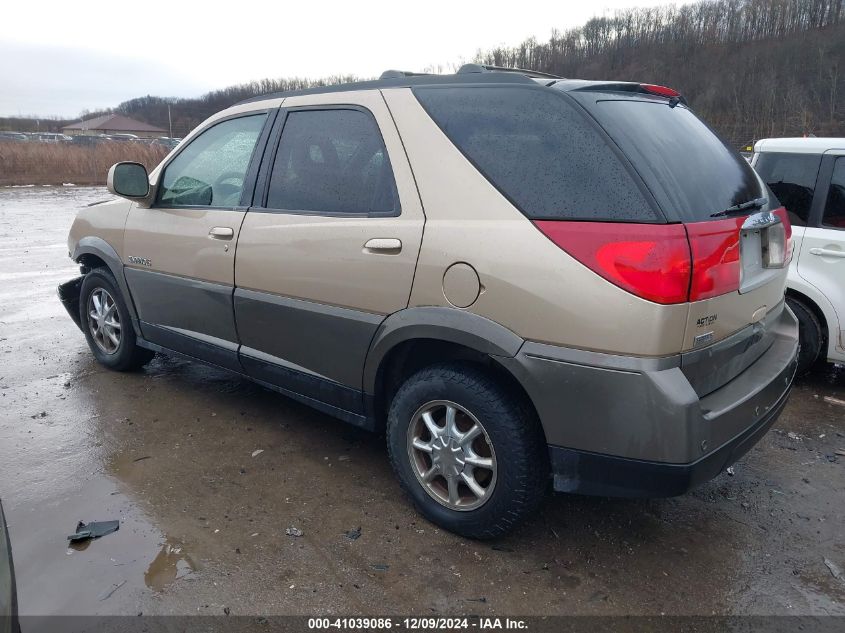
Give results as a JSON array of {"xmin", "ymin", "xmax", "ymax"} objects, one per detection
[
  {"xmin": 209, "ymin": 227, "xmax": 234, "ymax": 240},
  {"xmin": 809, "ymin": 247, "xmax": 845, "ymax": 259},
  {"xmin": 364, "ymin": 238, "xmax": 402, "ymax": 254}
]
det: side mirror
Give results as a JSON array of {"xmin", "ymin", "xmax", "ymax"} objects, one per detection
[{"xmin": 107, "ymin": 162, "xmax": 150, "ymax": 200}]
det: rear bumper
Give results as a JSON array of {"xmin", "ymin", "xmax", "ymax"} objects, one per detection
[
  {"xmin": 547, "ymin": 375, "xmax": 791, "ymax": 497},
  {"xmin": 57, "ymin": 276, "xmax": 84, "ymax": 331},
  {"xmin": 498, "ymin": 306, "xmax": 799, "ymax": 497}
]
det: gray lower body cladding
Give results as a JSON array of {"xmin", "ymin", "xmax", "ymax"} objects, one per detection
[
  {"xmin": 59, "ymin": 265, "xmax": 799, "ymax": 499},
  {"xmin": 499, "ymin": 307, "xmax": 799, "ymax": 497},
  {"xmin": 124, "ymin": 268, "xmax": 240, "ymax": 346},
  {"xmin": 234, "ymin": 288, "xmax": 383, "ymax": 390}
]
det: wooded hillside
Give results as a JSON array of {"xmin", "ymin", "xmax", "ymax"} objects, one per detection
[
  {"xmin": 3, "ymin": 0, "xmax": 842, "ymax": 147},
  {"xmin": 477, "ymin": 0, "xmax": 844, "ymax": 146}
]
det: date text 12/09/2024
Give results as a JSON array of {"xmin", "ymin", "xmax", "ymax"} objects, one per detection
[{"xmin": 308, "ymin": 618, "xmax": 528, "ymax": 630}]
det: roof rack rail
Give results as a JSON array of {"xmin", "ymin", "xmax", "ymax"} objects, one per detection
[
  {"xmin": 379, "ymin": 69, "xmax": 435, "ymax": 79},
  {"xmin": 456, "ymin": 63, "xmax": 563, "ymax": 80}
]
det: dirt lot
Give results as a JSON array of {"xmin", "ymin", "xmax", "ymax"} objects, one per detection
[{"xmin": 0, "ymin": 186, "xmax": 843, "ymax": 618}]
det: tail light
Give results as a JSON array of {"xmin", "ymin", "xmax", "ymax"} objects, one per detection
[
  {"xmin": 534, "ymin": 208, "xmax": 791, "ymax": 305},
  {"xmin": 685, "ymin": 218, "xmax": 742, "ymax": 301},
  {"xmin": 533, "ymin": 221, "xmax": 691, "ymax": 304}
]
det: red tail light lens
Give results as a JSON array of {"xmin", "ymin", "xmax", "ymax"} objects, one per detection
[
  {"xmin": 640, "ymin": 84, "xmax": 681, "ymax": 98},
  {"xmin": 686, "ymin": 218, "xmax": 742, "ymax": 301},
  {"xmin": 534, "ymin": 218, "xmax": 753, "ymax": 304},
  {"xmin": 533, "ymin": 221, "xmax": 691, "ymax": 304}
]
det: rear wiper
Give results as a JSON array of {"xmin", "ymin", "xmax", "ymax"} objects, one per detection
[{"xmin": 710, "ymin": 197, "xmax": 768, "ymax": 218}]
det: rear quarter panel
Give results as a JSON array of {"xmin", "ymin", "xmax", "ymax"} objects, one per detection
[{"xmin": 382, "ymin": 88, "xmax": 689, "ymax": 357}]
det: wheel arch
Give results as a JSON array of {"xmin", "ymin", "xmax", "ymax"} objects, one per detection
[
  {"xmin": 786, "ymin": 285, "xmax": 833, "ymax": 360},
  {"xmin": 72, "ymin": 237, "xmax": 142, "ymax": 336},
  {"xmin": 363, "ymin": 308, "xmax": 539, "ymax": 433}
]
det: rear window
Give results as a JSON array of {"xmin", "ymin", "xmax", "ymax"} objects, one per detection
[
  {"xmin": 753, "ymin": 152, "xmax": 821, "ymax": 226},
  {"xmin": 576, "ymin": 95, "xmax": 764, "ymax": 222},
  {"xmin": 413, "ymin": 86, "xmax": 660, "ymax": 222}
]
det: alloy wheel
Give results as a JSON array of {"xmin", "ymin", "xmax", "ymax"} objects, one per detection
[
  {"xmin": 407, "ymin": 400, "xmax": 497, "ymax": 511},
  {"xmin": 87, "ymin": 288, "xmax": 121, "ymax": 355}
]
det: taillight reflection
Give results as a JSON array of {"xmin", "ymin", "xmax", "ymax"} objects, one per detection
[{"xmin": 772, "ymin": 207, "xmax": 793, "ymax": 266}]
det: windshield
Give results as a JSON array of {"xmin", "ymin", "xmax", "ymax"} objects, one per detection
[{"xmin": 573, "ymin": 94, "xmax": 765, "ymax": 222}]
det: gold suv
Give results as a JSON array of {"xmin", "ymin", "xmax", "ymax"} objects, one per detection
[{"xmin": 59, "ymin": 66, "xmax": 799, "ymax": 538}]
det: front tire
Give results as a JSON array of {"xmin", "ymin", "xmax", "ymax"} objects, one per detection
[
  {"xmin": 79, "ymin": 268, "xmax": 154, "ymax": 371},
  {"xmin": 386, "ymin": 363, "xmax": 548, "ymax": 539}
]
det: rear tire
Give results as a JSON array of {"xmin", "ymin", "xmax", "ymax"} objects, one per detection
[
  {"xmin": 79, "ymin": 268, "xmax": 154, "ymax": 371},
  {"xmin": 386, "ymin": 362, "xmax": 548, "ymax": 539},
  {"xmin": 786, "ymin": 297, "xmax": 822, "ymax": 376}
]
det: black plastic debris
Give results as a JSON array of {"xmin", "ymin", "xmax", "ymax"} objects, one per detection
[
  {"xmin": 67, "ymin": 520, "xmax": 120, "ymax": 543},
  {"xmin": 345, "ymin": 527, "xmax": 362, "ymax": 541}
]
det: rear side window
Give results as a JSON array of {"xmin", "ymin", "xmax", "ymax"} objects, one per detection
[
  {"xmin": 266, "ymin": 109, "xmax": 398, "ymax": 215},
  {"xmin": 578, "ymin": 97, "xmax": 764, "ymax": 222},
  {"xmin": 413, "ymin": 87, "xmax": 659, "ymax": 222},
  {"xmin": 753, "ymin": 152, "xmax": 821, "ymax": 226},
  {"xmin": 824, "ymin": 157, "xmax": 845, "ymax": 229}
]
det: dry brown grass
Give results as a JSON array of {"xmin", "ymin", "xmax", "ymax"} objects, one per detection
[{"xmin": 0, "ymin": 142, "xmax": 169, "ymax": 186}]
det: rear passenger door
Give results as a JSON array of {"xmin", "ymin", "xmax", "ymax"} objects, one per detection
[
  {"xmin": 234, "ymin": 91, "xmax": 424, "ymax": 416},
  {"xmin": 797, "ymin": 152, "xmax": 845, "ymax": 345}
]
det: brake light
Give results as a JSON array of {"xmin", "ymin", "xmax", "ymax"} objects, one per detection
[
  {"xmin": 533, "ymin": 221, "xmax": 691, "ymax": 304},
  {"xmin": 534, "ymin": 218, "xmax": 753, "ymax": 304},
  {"xmin": 640, "ymin": 84, "xmax": 681, "ymax": 98},
  {"xmin": 686, "ymin": 218, "xmax": 742, "ymax": 301}
]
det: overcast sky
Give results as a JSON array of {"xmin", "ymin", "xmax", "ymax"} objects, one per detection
[{"xmin": 0, "ymin": 0, "xmax": 689, "ymax": 119}]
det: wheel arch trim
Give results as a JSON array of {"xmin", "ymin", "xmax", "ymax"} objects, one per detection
[
  {"xmin": 362, "ymin": 307, "xmax": 525, "ymax": 395},
  {"xmin": 72, "ymin": 237, "xmax": 142, "ymax": 336},
  {"xmin": 786, "ymin": 279, "xmax": 840, "ymax": 359}
]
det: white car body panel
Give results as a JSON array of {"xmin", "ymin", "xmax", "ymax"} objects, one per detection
[{"xmin": 754, "ymin": 139, "xmax": 845, "ymax": 363}]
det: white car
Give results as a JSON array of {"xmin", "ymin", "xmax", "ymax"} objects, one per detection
[{"xmin": 753, "ymin": 138, "xmax": 845, "ymax": 373}]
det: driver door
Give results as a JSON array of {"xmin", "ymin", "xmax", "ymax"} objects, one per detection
[{"xmin": 123, "ymin": 112, "xmax": 272, "ymax": 369}]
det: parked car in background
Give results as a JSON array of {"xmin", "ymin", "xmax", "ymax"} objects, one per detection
[
  {"xmin": 37, "ymin": 133, "xmax": 72, "ymax": 143},
  {"xmin": 108, "ymin": 133, "xmax": 140, "ymax": 143},
  {"xmin": 753, "ymin": 138, "xmax": 845, "ymax": 374},
  {"xmin": 59, "ymin": 67, "xmax": 798, "ymax": 538},
  {"xmin": 0, "ymin": 132, "xmax": 28, "ymax": 143},
  {"xmin": 69, "ymin": 135, "xmax": 103, "ymax": 146},
  {"xmin": 151, "ymin": 136, "xmax": 181, "ymax": 149}
]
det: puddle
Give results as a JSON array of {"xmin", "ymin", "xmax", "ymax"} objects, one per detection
[{"xmin": 144, "ymin": 539, "xmax": 198, "ymax": 592}]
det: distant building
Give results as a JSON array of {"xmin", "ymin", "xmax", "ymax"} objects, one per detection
[{"xmin": 62, "ymin": 114, "xmax": 166, "ymax": 138}]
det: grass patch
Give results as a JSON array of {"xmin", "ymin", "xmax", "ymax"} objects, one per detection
[{"xmin": 0, "ymin": 142, "xmax": 169, "ymax": 186}]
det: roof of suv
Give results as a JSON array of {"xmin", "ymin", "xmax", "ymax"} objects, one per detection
[
  {"xmin": 236, "ymin": 65, "xmax": 658, "ymax": 107},
  {"xmin": 754, "ymin": 137, "xmax": 845, "ymax": 153},
  {"xmin": 238, "ymin": 71, "xmax": 553, "ymax": 106}
]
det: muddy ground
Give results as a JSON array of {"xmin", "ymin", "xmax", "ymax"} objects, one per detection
[{"xmin": 0, "ymin": 186, "xmax": 843, "ymax": 617}]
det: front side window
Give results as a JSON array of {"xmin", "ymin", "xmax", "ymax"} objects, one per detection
[
  {"xmin": 753, "ymin": 152, "xmax": 821, "ymax": 226},
  {"xmin": 823, "ymin": 157, "xmax": 845, "ymax": 229},
  {"xmin": 158, "ymin": 114, "xmax": 266, "ymax": 208},
  {"xmin": 266, "ymin": 109, "xmax": 398, "ymax": 215}
]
